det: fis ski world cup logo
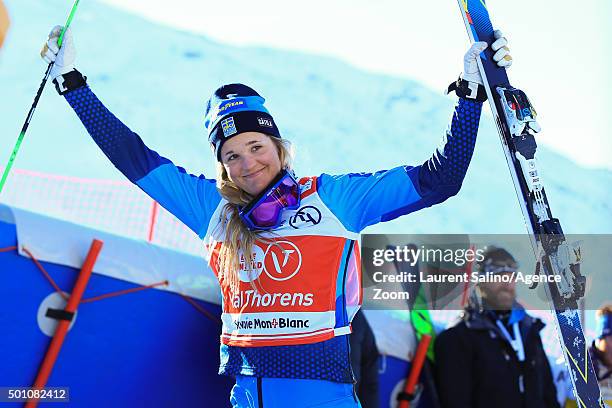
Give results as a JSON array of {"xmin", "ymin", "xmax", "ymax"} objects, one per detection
[
  {"xmin": 238, "ymin": 246, "xmax": 265, "ymax": 283},
  {"xmin": 221, "ymin": 117, "xmax": 238, "ymax": 137},
  {"xmin": 263, "ymin": 241, "xmax": 302, "ymax": 281}
]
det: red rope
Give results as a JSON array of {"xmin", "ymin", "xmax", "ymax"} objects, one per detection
[
  {"xmin": 21, "ymin": 246, "xmax": 69, "ymax": 301},
  {"xmin": 81, "ymin": 280, "xmax": 169, "ymax": 303},
  {"xmin": 4, "ymin": 246, "xmax": 220, "ymax": 325},
  {"xmin": 179, "ymin": 293, "xmax": 221, "ymax": 325}
]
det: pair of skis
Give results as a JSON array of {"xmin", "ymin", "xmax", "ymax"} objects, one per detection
[{"xmin": 455, "ymin": 0, "xmax": 604, "ymax": 406}]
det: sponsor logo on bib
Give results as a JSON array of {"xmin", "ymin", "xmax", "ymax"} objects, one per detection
[
  {"xmin": 238, "ymin": 246, "xmax": 265, "ymax": 283},
  {"xmin": 289, "ymin": 205, "xmax": 322, "ymax": 228},
  {"xmin": 263, "ymin": 241, "xmax": 302, "ymax": 281}
]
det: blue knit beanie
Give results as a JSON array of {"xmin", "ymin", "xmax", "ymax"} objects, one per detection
[{"xmin": 204, "ymin": 84, "xmax": 281, "ymax": 161}]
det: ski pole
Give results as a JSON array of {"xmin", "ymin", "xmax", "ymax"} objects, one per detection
[
  {"xmin": 398, "ymin": 334, "xmax": 432, "ymax": 408},
  {"xmin": 0, "ymin": 0, "xmax": 81, "ymax": 195}
]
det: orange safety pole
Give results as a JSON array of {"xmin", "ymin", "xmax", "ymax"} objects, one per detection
[
  {"xmin": 25, "ymin": 239, "xmax": 103, "ymax": 408},
  {"xmin": 147, "ymin": 201, "xmax": 159, "ymax": 242},
  {"xmin": 398, "ymin": 334, "xmax": 432, "ymax": 408},
  {"xmin": 460, "ymin": 245, "xmax": 475, "ymax": 308}
]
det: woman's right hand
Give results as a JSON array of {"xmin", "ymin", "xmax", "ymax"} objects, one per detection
[{"xmin": 40, "ymin": 25, "xmax": 76, "ymax": 80}]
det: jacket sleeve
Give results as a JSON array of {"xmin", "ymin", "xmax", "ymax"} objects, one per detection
[
  {"xmin": 64, "ymin": 86, "xmax": 221, "ymax": 237},
  {"xmin": 317, "ymin": 98, "xmax": 482, "ymax": 233},
  {"xmin": 435, "ymin": 325, "xmax": 475, "ymax": 408}
]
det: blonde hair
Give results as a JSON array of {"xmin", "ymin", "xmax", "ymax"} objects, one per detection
[{"xmin": 215, "ymin": 136, "xmax": 294, "ymax": 294}]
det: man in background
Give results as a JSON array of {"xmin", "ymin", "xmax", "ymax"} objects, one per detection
[
  {"xmin": 434, "ymin": 246, "xmax": 560, "ymax": 408},
  {"xmin": 591, "ymin": 304, "xmax": 612, "ymax": 405},
  {"xmin": 350, "ymin": 309, "xmax": 380, "ymax": 408}
]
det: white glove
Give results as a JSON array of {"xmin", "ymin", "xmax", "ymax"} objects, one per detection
[
  {"xmin": 491, "ymin": 30, "xmax": 512, "ymax": 68},
  {"xmin": 462, "ymin": 30, "xmax": 512, "ymax": 85},
  {"xmin": 40, "ymin": 25, "xmax": 76, "ymax": 80}
]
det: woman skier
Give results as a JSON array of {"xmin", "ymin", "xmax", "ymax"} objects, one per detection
[{"xmin": 41, "ymin": 25, "xmax": 511, "ymax": 408}]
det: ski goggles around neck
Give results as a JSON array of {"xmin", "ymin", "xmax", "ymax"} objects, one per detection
[{"xmin": 239, "ymin": 170, "xmax": 300, "ymax": 231}]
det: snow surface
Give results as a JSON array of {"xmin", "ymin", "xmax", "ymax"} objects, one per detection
[{"xmin": 0, "ymin": 0, "xmax": 610, "ymax": 235}]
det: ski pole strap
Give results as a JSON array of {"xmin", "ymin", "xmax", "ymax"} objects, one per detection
[
  {"xmin": 45, "ymin": 308, "xmax": 75, "ymax": 322},
  {"xmin": 53, "ymin": 69, "xmax": 87, "ymax": 95},
  {"xmin": 446, "ymin": 76, "xmax": 487, "ymax": 102}
]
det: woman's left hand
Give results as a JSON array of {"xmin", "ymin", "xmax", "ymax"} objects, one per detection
[
  {"xmin": 490, "ymin": 30, "xmax": 512, "ymax": 68},
  {"xmin": 462, "ymin": 29, "xmax": 512, "ymax": 85}
]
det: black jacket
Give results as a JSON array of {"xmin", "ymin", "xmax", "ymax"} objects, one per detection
[
  {"xmin": 434, "ymin": 306, "xmax": 560, "ymax": 408},
  {"xmin": 350, "ymin": 310, "xmax": 380, "ymax": 408}
]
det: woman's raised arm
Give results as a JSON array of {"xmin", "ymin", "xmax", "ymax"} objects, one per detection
[
  {"xmin": 42, "ymin": 26, "xmax": 221, "ymax": 237},
  {"xmin": 317, "ymin": 33, "xmax": 512, "ymax": 233}
]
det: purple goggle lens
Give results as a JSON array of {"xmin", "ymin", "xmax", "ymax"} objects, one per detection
[{"xmin": 239, "ymin": 171, "xmax": 300, "ymax": 230}]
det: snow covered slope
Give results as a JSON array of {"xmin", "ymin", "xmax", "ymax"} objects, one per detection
[{"xmin": 0, "ymin": 0, "xmax": 610, "ymax": 233}]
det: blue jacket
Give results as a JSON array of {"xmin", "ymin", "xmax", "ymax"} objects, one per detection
[{"xmin": 65, "ymin": 85, "xmax": 482, "ymax": 382}]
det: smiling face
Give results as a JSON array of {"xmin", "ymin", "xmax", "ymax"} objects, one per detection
[{"xmin": 220, "ymin": 132, "xmax": 283, "ymax": 196}]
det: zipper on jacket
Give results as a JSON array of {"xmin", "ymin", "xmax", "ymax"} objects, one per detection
[
  {"xmin": 257, "ymin": 377, "xmax": 263, "ymax": 408},
  {"xmin": 343, "ymin": 241, "xmax": 356, "ymax": 383}
]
